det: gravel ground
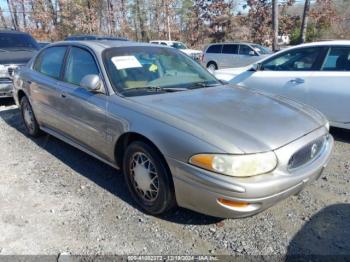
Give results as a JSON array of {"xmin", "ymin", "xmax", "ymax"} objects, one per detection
[{"xmin": 0, "ymin": 98, "xmax": 349, "ymax": 257}]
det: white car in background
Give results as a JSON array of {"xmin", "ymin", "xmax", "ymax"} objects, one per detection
[
  {"xmin": 150, "ymin": 40, "xmax": 202, "ymax": 61},
  {"xmin": 214, "ymin": 41, "xmax": 350, "ymax": 129}
]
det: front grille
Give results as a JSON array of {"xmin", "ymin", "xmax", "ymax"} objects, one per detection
[
  {"xmin": 288, "ymin": 135, "xmax": 327, "ymax": 170},
  {"xmin": 0, "ymin": 77, "xmax": 12, "ymax": 83}
]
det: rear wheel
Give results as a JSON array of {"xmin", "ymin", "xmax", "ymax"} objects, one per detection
[
  {"xmin": 20, "ymin": 96, "xmax": 41, "ymax": 137},
  {"xmin": 123, "ymin": 141, "xmax": 176, "ymax": 215},
  {"xmin": 207, "ymin": 62, "xmax": 218, "ymax": 73}
]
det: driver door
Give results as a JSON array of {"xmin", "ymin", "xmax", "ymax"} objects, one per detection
[
  {"xmin": 56, "ymin": 46, "xmax": 109, "ymax": 159},
  {"xmin": 239, "ymin": 47, "xmax": 327, "ymax": 103}
]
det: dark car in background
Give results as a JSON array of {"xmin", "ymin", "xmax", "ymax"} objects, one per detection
[
  {"xmin": 65, "ymin": 34, "xmax": 128, "ymax": 41},
  {"xmin": 0, "ymin": 30, "xmax": 39, "ymax": 98}
]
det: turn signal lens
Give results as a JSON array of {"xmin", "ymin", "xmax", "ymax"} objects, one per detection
[
  {"xmin": 189, "ymin": 154, "xmax": 214, "ymax": 170},
  {"xmin": 217, "ymin": 198, "xmax": 249, "ymax": 208}
]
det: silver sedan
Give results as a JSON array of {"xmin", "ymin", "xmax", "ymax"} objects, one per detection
[{"xmin": 13, "ymin": 41, "xmax": 333, "ymax": 218}]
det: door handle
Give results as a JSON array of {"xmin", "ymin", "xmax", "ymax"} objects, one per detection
[{"xmin": 289, "ymin": 78, "xmax": 305, "ymax": 84}]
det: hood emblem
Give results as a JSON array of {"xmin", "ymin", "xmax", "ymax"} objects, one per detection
[{"xmin": 310, "ymin": 143, "xmax": 318, "ymax": 159}]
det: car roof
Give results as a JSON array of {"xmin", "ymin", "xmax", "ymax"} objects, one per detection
[
  {"xmin": 295, "ymin": 40, "xmax": 350, "ymax": 47},
  {"xmin": 150, "ymin": 40, "xmax": 181, "ymax": 43},
  {"xmin": 65, "ymin": 34, "xmax": 128, "ymax": 40},
  {"xmin": 208, "ymin": 42, "xmax": 255, "ymax": 46},
  {"xmin": 47, "ymin": 40, "xmax": 173, "ymax": 54},
  {"xmin": 0, "ymin": 30, "xmax": 31, "ymax": 35}
]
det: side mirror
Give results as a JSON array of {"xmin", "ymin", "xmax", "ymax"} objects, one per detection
[
  {"xmin": 249, "ymin": 50, "xmax": 256, "ymax": 56},
  {"xmin": 80, "ymin": 74, "xmax": 103, "ymax": 93},
  {"xmin": 249, "ymin": 63, "xmax": 263, "ymax": 72}
]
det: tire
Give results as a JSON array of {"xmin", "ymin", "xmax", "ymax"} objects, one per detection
[
  {"xmin": 20, "ymin": 96, "xmax": 42, "ymax": 137},
  {"xmin": 207, "ymin": 62, "xmax": 218, "ymax": 72},
  {"xmin": 123, "ymin": 141, "xmax": 176, "ymax": 215}
]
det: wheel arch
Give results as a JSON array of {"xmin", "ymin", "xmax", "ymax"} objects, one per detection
[
  {"xmin": 207, "ymin": 61, "xmax": 218, "ymax": 69},
  {"xmin": 114, "ymin": 132, "xmax": 169, "ymax": 172},
  {"xmin": 114, "ymin": 131, "xmax": 176, "ymax": 200},
  {"xmin": 17, "ymin": 89, "xmax": 26, "ymax": 105}
]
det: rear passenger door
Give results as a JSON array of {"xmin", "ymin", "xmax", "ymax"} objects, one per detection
[
  {"xmin": 221, "ymin": 44, "xmax": 239, "ymax": 68},
  {"xmin": 30, "ymin": 46, "xmax": 68, "ymax": 130},
  {"xmin": 57, "ymin": 46, "xmax": 110, "ymax": 159}
]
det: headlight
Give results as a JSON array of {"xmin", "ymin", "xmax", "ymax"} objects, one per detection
[{"xmin": 189, "ymin": 152, "xmax": 277, "ymax": 177}]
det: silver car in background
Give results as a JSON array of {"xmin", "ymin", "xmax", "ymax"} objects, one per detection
[
  {"xmin": 13, "ymin": 41, "xmax": 333, "ymax": 218},
  {"xmin": 202, "ymin": 42, "xmax": 272, "ymax": 72}
]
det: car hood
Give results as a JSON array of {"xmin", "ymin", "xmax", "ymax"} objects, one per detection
[
  {"xmin": 129, "ymin": 85, "xmax": 325, "ymax": 153},
  {"xmin": 0, "ymin": 50, "xmax": 37, "ymax": 65}
]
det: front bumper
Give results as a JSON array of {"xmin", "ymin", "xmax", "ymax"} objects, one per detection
[
  {"xmin": 167, "ymin": 127, "xmax": 333, "ymax": 218},
  {"xmin": 0, "ymin": 80, "xmax": 14, "ymax": 98}
]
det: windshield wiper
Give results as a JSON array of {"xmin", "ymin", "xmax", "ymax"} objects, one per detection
[
  {"xmin": 188, "ymin": 81, "xmax": 221, "ymax": 89},
  {"xmin": 121, "ymin": 86, "xmax": 187, "ymax": 94}
]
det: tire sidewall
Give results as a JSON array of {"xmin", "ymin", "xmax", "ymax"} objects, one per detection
[
  {"xmin": 20, "ymin": 96, "xmax": 40, "ymax": 137},
  {"xmin": 123, "ymin": 141, "xmax": 175, "ymax": 215},
  {"xmin": 207, "ymin": 62, "xmax": 217, "ymax": 72}
]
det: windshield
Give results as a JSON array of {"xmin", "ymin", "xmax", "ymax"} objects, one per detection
[
  {"xmin": 251, "ymin": 44, "xmax": 272, "ymax": 55},
  {"xmin": 170, "ymin": 42, "xmax": 187, "ymax": 50},
  {"xmin": 103, "ymin": 46, "xmax": 220, "ymax": 96},
  {"xmin": 0, "ymin": 33, "xmax": 39, "ymax": 50}
]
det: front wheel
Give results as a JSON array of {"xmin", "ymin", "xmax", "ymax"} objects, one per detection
[
  {"xmin": 123, "ymin": 141, "xmax": 176, "ymax": 215},
  {"xmin": 207, "ymin": 62, "xmax": 218, "ymax": 73},
  {"xmin": 20, "ymin": 96, "xmax": 42, "ymax": 137}
]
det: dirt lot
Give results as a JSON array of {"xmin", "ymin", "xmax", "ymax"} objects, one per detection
[{"xmin": 0, "ymin": 98, "xmax": 349, "ymax": 257}]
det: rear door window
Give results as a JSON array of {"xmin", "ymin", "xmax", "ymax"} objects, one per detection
[
  {"xmin": 322, "ymin": 47, "xmax": 350, "ymax": 71},
  {"xmin": 34, "ymin": 46, "xmax": 67, "ymax": 79},
  {"xmin": 206, "ymin": 45, "xmax": 222, "ymax": 54},
  {"xmin": 222, "ymin": 44, "xmax": 238, "ymax": 54}
]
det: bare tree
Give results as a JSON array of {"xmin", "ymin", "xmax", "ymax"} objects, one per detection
[
  {"xmin": 0, "ymin": 7, "xmax": 8, "ymax": 28},
  {"xmin": 20, "ymin": 0, "xmax": 26, "ymax": 29},
  {"xmin": 7, "ymin": 0, "xmax": 18, "ymax": 29},
  {"xmin": 300, "ymin": 0, "xmax": 311, "ymax": 43},
  {"xmin": 272, "ymin": 0, "xmax": 279, "ymax": 51}
]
